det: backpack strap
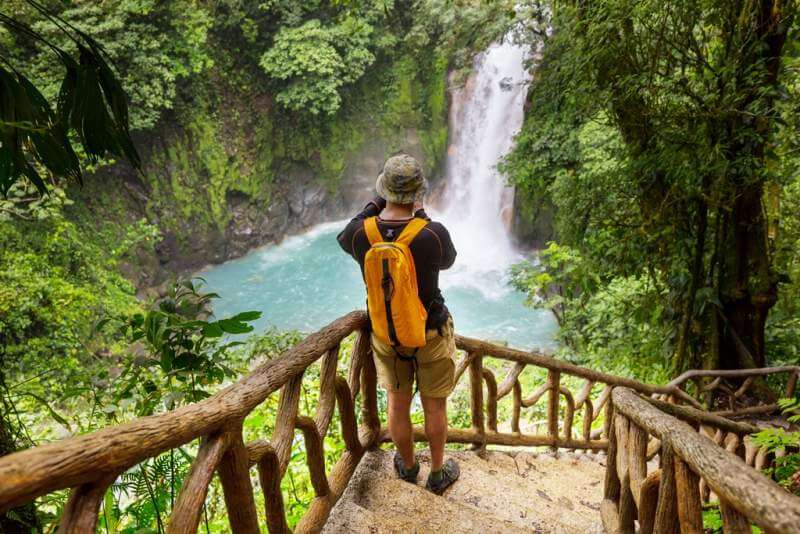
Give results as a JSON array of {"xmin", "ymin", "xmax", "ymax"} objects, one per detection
[
  {"xmin": 364, "ymin": 216, "xmax": 383, "ymax": 245},
  {"xmin": 395, "ymin": 217, "xmax": 428, "ymax": 246}
]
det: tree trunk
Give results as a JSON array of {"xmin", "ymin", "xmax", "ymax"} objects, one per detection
[
  {"xmin": 674, "ymin": 200, "xmax": 708, "ymax": 373},
  {"xmin": 718, "ymin": 186, "xmax": 778, "ymax": 369},
  {"xmin": 715, "ymin": 0, "xmax": 788, "ymax": 369}
]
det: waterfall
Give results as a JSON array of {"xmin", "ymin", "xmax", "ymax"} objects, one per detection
[
  {"xmin": 198, "ymin": 35, "xmax": 557, "ymax": 349},
  {"xmin": 434, "ymin": 37, "xmax": 531, "ymax": 299}
]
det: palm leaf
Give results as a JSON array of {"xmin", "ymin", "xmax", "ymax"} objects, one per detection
[{"xmin": 0, "ymin": 6, "xmax": 141, "ymax": 196}]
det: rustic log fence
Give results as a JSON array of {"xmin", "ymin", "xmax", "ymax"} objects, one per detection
[
  {"xmin": 666, "ymin": 366, "xmax": 800, "ymax": 416},
  {"xmin": 382, "ymin": 334, "xmax": 706, "ymax": 452},
  {"xmin": 0, "ymin": 311, "xmax": 372, "ymax": 534},
  {"xmin": 0, "ymin": 310, "xmax": 797, "ymax": 533},
  {"xmin": 603, "ymin": 387, "xmax": 800, "ymax": 534}
]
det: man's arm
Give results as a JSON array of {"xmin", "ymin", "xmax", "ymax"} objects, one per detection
[
  {"xmin": 414, "ymin": 201, "xmax": 456, "ymax": 269},
  {"xmin": 437, "ymin": 224, "xmax": 457, "ymax": 269},
  {"xmin": 336, "ymin": 197, "xmax": 386, "ymax": 257}
]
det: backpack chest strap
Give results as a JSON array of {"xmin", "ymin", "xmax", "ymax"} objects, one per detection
[{"xmin": 364, "ymin": 216, "xmax": 428, "ymax": 246}]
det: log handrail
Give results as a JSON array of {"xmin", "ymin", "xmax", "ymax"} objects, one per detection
[
  {"xmin": 0, "ymin": 311, "xmax": 373, "ymax": 533},
  {"xmin": 604, "ymin": 387, "xmax": 800, "ymax": 534},
  {"xmin": 0, "ymin": 310, "xmax": 796, "ymax": 532}
]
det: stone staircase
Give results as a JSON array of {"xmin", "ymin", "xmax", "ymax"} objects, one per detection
[{"xmin": 323, "ymin": 448, "xmax": 607, "ymax": 533}]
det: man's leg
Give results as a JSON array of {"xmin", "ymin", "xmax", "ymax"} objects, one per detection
[
  {"xmin": 421, "ymin": 395, "xmax": 447, "ymax": 472},
  {"xmin": 387, "ymin": 389, "xmax": 415, "ymax": 468}
]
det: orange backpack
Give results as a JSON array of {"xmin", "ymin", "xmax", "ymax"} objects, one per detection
[{"xmin": 363, "ymin": 216, "xmax": 428, "ymax": 348}]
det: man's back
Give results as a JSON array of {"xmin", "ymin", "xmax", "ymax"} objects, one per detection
[{"xmin": 336, "ymin": 199, "xmax": 456, "ymax": 330}]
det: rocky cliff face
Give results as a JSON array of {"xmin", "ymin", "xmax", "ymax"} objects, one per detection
[
  {"xmin": 77, "ymin": 111, "xmax": 439, "ymax": 292},
  {"xmin": 510, "ymin": 192, "xmax": 556, "ymax": 249},
  {"xmin": 59, "ymin": 40, "xmax": 455, "ymax": 292}
]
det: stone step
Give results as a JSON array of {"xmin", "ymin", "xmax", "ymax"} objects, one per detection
[{"xmin": 323, "ymin": 448, "xmax": 606, "ymax": 533}]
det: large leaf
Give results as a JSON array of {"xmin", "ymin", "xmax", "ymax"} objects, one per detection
[
  {"xmin": 0, "ymin": 10, "xmax": 141, "ymax": 196},
  {"xmin": 218, "ymin": 318, "xmax": 256, "ymax": 335},
  {"xmin": 229, "ymin": 310, "xmax": 263, "ymax": 322}
]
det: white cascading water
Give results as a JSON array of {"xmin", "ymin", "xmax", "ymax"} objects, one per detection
[{"xmin": 434, "ymin": 37, "xmax": 531, "ymax": 299}]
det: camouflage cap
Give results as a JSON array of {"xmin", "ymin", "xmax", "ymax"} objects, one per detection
[{"xmin": 376, "ymin": 154, "xmax": 428, "ymax": 205}]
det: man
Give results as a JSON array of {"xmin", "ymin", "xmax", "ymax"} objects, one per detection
[{"xmin": 337, "ymin": 153, "xmax": 460, "ymax": 494}]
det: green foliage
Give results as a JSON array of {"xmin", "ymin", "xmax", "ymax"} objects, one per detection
[
  {"xmin": 260, "ymin": 17, "xmax": 376, "ymax": 115},
  {"xmin": 0, "ymin": 179, "xmax": 73, "ymax": 221},
  {"xmin": 702, "ymin": 507, "xmax": 724, "ymax": 533},
  {"xmin": 508, "ymin": 0, "xmax": 800, "ymax": 373},
  {"xmin": 768, "ymin": 173, "xmax": 800, "ymax": 366},
  {"xmin": 103, "ymin": 279, "xmax": 261, "ymax": 416},
  {"xmin": 510, "ymin": 243, "xmax": 596, "ymax": 327},
  {"xmin": 135, "ymin": 98, "xmax": 276, "ymax": 233},
  {"xmin": 0, "ymin": 213, "xmax": 139, "ymax": 385},
  {"xmin": 25, "ymin": 1, "xmax": 182, "ymax": 132},
  {"xmin": 751, "ymin": 399, "xmax": 800, "ymax": 495},
  {"xmin": 511, "ymin": 243, "xmax": 671, "ymax": 383},
  {"xmin": 1, "ymin": 0, "xmax": 140, "ymax": 195}
]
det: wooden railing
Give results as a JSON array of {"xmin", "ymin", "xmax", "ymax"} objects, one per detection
[
  {"xmin": 666, "ymin": 366, "xmax": 799, "ymax": 416},
  {"xmin": 603, "ymin": 387, "xmax": 800, "ymax": 534},
  {"xmin": 0, "ymin": 310, "xmax": 797, "ymax": 533},
  {"xmin": 0, "ymin": 311, "xmax": 373, "ymax": 533},
  {"xmin": 388, "ymin": 334, "xmax": 702, "ymax": 452}
]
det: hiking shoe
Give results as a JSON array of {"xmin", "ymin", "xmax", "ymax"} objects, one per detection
[
  {"xmin": 425, "ymin": 458, "xmax": 460, "ymax": 495},
  {"xmin": 393, "ymin": 452, "xmax": 419, "ymax": 483}
]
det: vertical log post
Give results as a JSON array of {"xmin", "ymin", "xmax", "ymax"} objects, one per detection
[
  {"xmin": 57, "ymin": 474, "xmax": 116, "ymax": 534},
  {"xmin": 720, "ymin": 500, "xmax": 751, "ymax": 533},
  {"xmin": 511, "ymin": 380, "xmax": 522, "ymax": 434},
  {"xmin": 604, "ymin": 400, "xmax": 621, "ymax": 503},
  {"xmin": 546, "ymin": 369, "xmax": 560, "ymax": 451},
  {"xmin": 335, "ymin": 376, "xmax": 362, "ymax": 455},
  {"xmin": 347, "ymin": 330, "xmax": 370, "ymax": 401},
  {"xmin": 296, "ymin": 417, "xmax": 331, "ymax": 498},
  {"xmin": 652, "ymin": 443, "xmax": 678, "ymax": 534},
  {"xmin": 786, "ymin": 370, "xmax": 798, "ymax": 399},
  {"xmin": 601, "ymin": 399, "xmax": 622, "ymax": 534},
  {"xmin": 315, "ymin": 345, "xmax": 340, "ymax": 436},
  {"xmin": 627, "ymin": 422, "xmax": 648, "ymax": 507},
  {"xmin": 257, "ymin": 446, "xmax": 289, "ymax": 534},
  {"xmin": 603, "ymin": 389, "xmax": 614, "ymax": 440},
  {"xmin": 469, "ymin": 353, "xmax": 485, "ymax": 449},
  {"xmin": 754, "ymin": 446, "xmax": 770, "ymax": 471},
  {"xmin": 360, "ymin": 349, "xmax": 380, "ymax": 448},
  {"xmin": 614, "ymin": 415, "xmax": 635, "ymax": 534},
  {"xmin": 638, "ymin": 470, "xmax": 661, "ymax": 534},
  {"xmin": 217, "ymin": 431, "xmax": 260, "ymax": 534},
  {"xmin": 482, "ymin": 368, "xmax": 498, "ymax": 433},
  {"xmin": 561, "ymin": 387, "xmax": 576, "ymax": 442},
  {"xmin": 169, "ymin": 432, "xmax": 229, "ymax": 533},
  {"xmin": 674, "ymin": 457, "xmax": 702, "ymax": 534},
  {"xmin": 274, "ymin": 375, "xmax": 303, "ymax": 474},
  {"xmin": 583, "ymin": 399, "xmax": 594, "ymax": 442}
]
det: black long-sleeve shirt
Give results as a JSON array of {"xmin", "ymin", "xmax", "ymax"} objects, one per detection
[{"xmin": 337, "ymin": 198, "xmax": 457, "ymax": 330}]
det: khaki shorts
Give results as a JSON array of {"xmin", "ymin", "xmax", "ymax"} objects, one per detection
[{"xmin": 371, "ymin": 317, "xmax": 456, "ymax": 398}]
